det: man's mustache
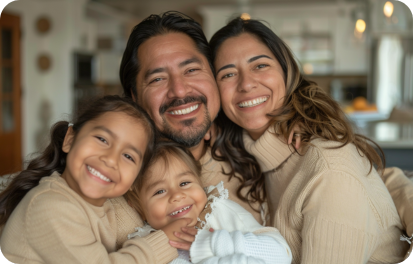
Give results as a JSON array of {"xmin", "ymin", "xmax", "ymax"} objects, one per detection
[{"xmin": 159, "ymin": 96, "xmax": 207, "ymax": 114}]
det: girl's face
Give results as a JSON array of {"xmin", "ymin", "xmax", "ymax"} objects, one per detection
[
  {"xmin": 215, "ymin": 33, "xmax": 286, "ymax": 140},
  {"xmin": 139, "ymin": 155, "xmax": 207, "ymax": 230},
  {"xmin": 61, "ymin": 111, "xmax": 149, "ymax": 206}
]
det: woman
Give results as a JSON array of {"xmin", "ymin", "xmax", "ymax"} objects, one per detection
[{"xmin": 209, "ymin": 17, "xmax": 412, "ymax": 264}]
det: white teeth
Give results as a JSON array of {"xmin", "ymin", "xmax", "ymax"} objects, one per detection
[
  {"xmin": 169, "ymin": 205, "xmax": 191, "ymax": 216},
  {"xmin": 87, "ymin": 165, "xmax": 111, "ymax": 182},
  {"xmin": 238, "ymin": 96, "xmax": 269, "ymax": 108},
  {"xmin": 169, "ymin": 104, "xmax": 199, "ymax": 115}
]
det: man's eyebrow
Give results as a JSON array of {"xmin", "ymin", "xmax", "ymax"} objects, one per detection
[
  {"xmin": 247, "ymin": 55, "xmax": 273, "ymax": 63},
  {"xmin": 144, "ymin": 67, "xmax": 166, "ymax": 80},
  {"xmin": 179, "ymin": 57, "xmax": 202, "ymax": 68}
]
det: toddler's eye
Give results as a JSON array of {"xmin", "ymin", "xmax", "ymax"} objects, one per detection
[
  {"xmin": 180, "ymin": 182, "xmax": 190, "ymax": 187},
  {"xmin": 96, "ymin": 136, "xmax": 107, "ymax": 144},
  {"xmin": 154, "ymin": 189, "xmax": 165, "ymax": 196},
  {"xmin": 123, "ymin": 154, "xmax": 135, "ymax": 163}
]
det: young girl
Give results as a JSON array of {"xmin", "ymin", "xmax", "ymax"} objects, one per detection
[
  {"xmin": 125, "ymin": 141, "xmax": 292, "ymax": 264},
  {"xmin": 0, "ymin": 96, "xmax": 176, "ymax": 263}
]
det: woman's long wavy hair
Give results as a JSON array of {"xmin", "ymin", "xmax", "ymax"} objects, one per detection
[
  {"xmin": 0, "ymin": 95, "xmax": 156, "ymax": 226},
  {"xmin": 209, "ymin": 17, "xmax": 385, "ymax": 204}
]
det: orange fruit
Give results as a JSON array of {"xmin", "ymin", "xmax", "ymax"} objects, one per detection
[{"xmin": 353, "ymin": 97, "xmax": 368, "ymax": 111}]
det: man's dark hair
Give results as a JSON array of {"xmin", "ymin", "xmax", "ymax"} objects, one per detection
[{"xmin": 119, "ymin": 11, "xmax": 214, "ymax": 99}]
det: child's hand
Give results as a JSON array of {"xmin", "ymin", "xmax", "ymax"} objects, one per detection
[
  {"xmin": 169, "ymin": 226, "xmax": 198, "ymax": 250},
  {"xmin": 161, "ymin": 218, "xmax": 192, "ymax": 243}
]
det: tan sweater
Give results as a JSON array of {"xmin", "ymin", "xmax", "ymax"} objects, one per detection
[
  {"xmin": 0, "ymin": 172, "xmax": 177, "ymax": 264},
  {"xmin": 243, "ymin": 128, "xmax": 410, "ymax": 264}
]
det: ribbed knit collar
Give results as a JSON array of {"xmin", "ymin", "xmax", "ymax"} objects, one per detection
[{"xmin": 243, "ymin": 126, "xmax": 293, "ymax": 172}]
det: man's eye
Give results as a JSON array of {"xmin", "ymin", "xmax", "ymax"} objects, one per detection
[
  {"xmin": 149, "ymin": 77, "xmax": 162, "ymax": 84},
  {"xmin": 96, "ymin": 136, "xmax": 108, "ymax": 144},
  {"xmin": 187, "ymin": 68, "xmax": 199, "ymax": 73},
  {"xmin": 123, "ymin": 154, "xmax": 135, "ymax": 163},
  {"xmin": 154, "ymin": 189, "xmax": 165, "ymax": 196}
]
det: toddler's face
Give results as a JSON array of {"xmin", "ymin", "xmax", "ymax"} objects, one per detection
[{"xmin": 139, "ymin": 155, "xmax": 207, "ymax": 229}]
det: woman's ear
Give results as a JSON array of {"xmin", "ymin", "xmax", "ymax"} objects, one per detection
[
  {"xmin": 131, "ymin": 90, "xmax": 136, "ymax": 102},
  {"xmin": 62, "ymin": 126, "xmax": 75, "ymax": 153}
]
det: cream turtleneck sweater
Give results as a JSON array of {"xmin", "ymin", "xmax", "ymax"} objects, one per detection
[{"xmin": 243, "ymin": 127, "xmax": 411, "ymax": 264}]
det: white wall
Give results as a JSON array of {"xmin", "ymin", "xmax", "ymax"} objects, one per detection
[
  {"xmin": 199, "ymin": 3, "xmax": 368, "ymax": 75},
  {"xmin": 4, "ymin": 0, "xmax": 96, "ymax": 158}
]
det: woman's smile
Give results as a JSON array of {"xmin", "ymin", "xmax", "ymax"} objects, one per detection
[{"xmin": 215, "ymin": 33, "xmax": 286, "ymax": 140}]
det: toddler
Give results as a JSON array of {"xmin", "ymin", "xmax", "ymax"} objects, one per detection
[{"xmin": 126, "ymin": 141, "xmax": 292, "ymax": 264}]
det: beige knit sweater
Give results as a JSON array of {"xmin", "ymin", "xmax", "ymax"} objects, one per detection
[
  {"xmin": 243, "ymin": 128, "xmax": 410, "ymax": 264},
  {"xmin": 0, "ymin": 172, "xmax": 177, "ymax": 264}
]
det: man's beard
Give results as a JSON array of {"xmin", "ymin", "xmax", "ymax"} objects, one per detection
[{"xmin": 159, "ymin": 96, "xmax": 212, "ymax": 148}]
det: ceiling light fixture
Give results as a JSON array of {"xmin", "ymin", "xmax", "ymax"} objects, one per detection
[{"xmin": 383, "ymin": 1, "xmax": 394, "ymax": 18}]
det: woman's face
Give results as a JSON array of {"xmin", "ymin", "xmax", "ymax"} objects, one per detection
[{"xmin": 214, "ymin": 33, "xmax": 286, "ymax": 140}]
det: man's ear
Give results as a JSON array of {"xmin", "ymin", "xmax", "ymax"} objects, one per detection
[{"xmin": 62, "ymin": 126, "xmax": 75, "ymax": 153}]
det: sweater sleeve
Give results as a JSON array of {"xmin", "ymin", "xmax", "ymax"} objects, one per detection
[
  {"xmin": 26, "ymin": 192, "xmax": 176, "ymax": 264},
  {"xmin": 380, "ymin": 167, "xmax": 413, "ymax": 260},
  {"xmin": 300, "ymin": 171, "xmax": 380, "ymax": 264},
  {"xmin": 191, "ymin": 229, "xmax": 291, "ymax": 264}
]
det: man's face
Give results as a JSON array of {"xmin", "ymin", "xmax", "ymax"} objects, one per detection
[{"xmin": 135, "ymin": 32, "xmax": 220, "ymax": 147}]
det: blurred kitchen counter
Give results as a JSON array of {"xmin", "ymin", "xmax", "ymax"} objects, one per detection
[{"xmin": 355, "ymin": 121, "xmax": 413, "ymax": 170}]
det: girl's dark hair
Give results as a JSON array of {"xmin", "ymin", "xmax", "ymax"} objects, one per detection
[
  {"xmin": 120, "ymin": 11, "xmax": 214, "ymax": 100},
  {"xmin": 125, "ymin": 141, "xmax": 201, "ymax": 219},
  {"xmin": 0, "ymin": 95, "xmax": 156, "ymax": 226},
  {"xmin": 209, "ymin": 17, "xmax": 385, "ymax": 206}
]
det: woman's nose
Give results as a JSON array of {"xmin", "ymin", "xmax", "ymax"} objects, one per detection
[{"xmin": 238, "ymin": 72, "xmax": 257, "ymax": 93}]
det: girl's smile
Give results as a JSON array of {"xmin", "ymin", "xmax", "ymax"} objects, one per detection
[{"xmin": 61, "ymin": 111, "xmax": 149, "ymax": 207}]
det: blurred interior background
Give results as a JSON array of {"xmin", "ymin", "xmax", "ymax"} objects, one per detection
[{"xmin": 0, "ymin": 0, "xmax": 412, "ymax": 174}]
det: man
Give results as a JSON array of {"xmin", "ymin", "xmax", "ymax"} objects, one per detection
[{"xmin": 111, "ymin": 11, "xmax": 262, "ymax": 264}]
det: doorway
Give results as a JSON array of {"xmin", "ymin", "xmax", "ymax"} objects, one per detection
[{"xmin": 0, "ymin": 12, "xmax": 22, "ymax": 175}]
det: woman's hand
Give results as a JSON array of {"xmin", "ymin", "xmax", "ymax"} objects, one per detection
[{"xmin": 287, "ymin": 124, "xmax": 302, "ymax": 150}]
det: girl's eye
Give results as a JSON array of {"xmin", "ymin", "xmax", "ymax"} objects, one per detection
[
  {"xmin": 96, "ymin": 136, "xmax": 108, "ymax": 144},
  {"xmin": 180, "ymin": 181, "xmax": 190, "ymax": 187},
  {"xmin": 154, "ymin": 189, "xmax": 165, "ymax": 196},
  {"xmin": 221, "ymin": 73, "xmax": 235, "ymax": 80},
  {"xmin": 123, "ymin": 154, "xmax": 135, "ymax": 163}
]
